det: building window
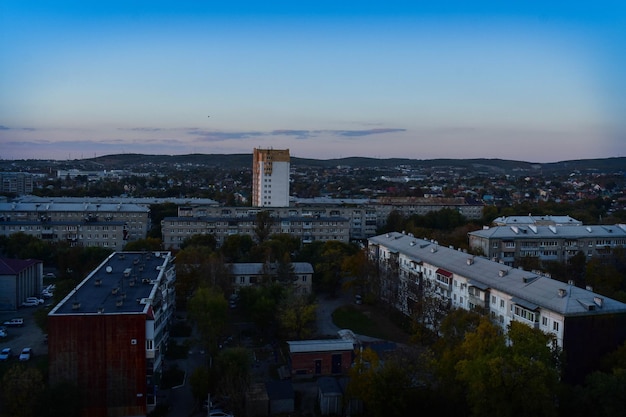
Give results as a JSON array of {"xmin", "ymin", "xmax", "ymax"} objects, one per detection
[
  {"xmin": 491, "ymin": 295, "xmax": 496, "ymax": 304},
  {"xmin": 542, "ymin": 317, "xmax": 548, "ymax": 326},
  {"xmin": 553, "ymin": 321, "xmax": 560, "ymax": 332},
  {"xmin": 500, "ymin": 300, "xmax": 505, "ymax": 308},
  {"xmin": 513, "ymin": 305, "xmax": 536, "ymax": 322}
]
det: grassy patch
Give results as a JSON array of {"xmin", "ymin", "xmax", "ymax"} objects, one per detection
[{"xmin": 331, "ymin": 306, "xmax": 388, "ymax": 339}]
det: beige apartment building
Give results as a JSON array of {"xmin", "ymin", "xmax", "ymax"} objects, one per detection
[{"xmin": 252, "ymin": 148, "xmax": 291, "ymax": 208}]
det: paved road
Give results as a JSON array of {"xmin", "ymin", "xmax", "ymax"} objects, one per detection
[
  {"xmin": 164, "ymin": 345, "xmax": 209, "ymax": 417},
  {"xmin": 315, "ymin": 287, "xmax": 355, "ymax": 338},
  {"xmin": 0, "ymin": 305, "xmax": 48, "ymax": 362}
]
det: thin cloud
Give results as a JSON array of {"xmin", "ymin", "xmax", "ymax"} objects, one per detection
[
  {"xmin": 0, "ymin": 125, "xmax": 36, "ymax": 131},
  {"xmin": 271, "ymin": 130, "xmax": 312, "ymax": 139},
  {"xmin": 189, "ymin": 130, "xmax": 265, "ymax": 142},
  {"xmin": 122, "ymin": 127, "xmax": 165, "ymax": 132},
  {"xmin": 334, "ymin": 128, "xmax": 407, "ymax": 137}
]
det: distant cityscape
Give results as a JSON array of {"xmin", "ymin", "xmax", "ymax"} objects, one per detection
[{"xmin": 1, "ymin": 149, "xmax": 626, "ymax": 417}]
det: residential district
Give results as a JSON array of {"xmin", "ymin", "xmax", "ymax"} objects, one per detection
[{"xmin": 1, "ymin": 149, "xmax": 625, "ymax": 417}]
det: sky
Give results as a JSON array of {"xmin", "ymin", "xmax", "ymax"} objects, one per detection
[{"xmin": 1, "ymin": 1, "xmax": 625, "ymax": 163}]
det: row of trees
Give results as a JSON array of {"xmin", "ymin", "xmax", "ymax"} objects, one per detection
[{"xmin": 345, "ymin": 304, "xmax": 626, "ymax": 417}]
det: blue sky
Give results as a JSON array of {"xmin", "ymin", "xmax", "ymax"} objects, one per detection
[{"xmin": 1, "ymin": 1, "xmax": 624, "ymax": 162}]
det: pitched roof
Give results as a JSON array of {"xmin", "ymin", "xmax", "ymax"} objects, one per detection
[
  {"xmin": 369, "ymin": 232, "xmax": 626, "ymax": 317},
  {"xmin": 0, "ymin": 258, "xmax": 41, "ymax": 275}
]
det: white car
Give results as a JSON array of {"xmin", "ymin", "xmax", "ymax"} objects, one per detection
[
  {"xmin": 0, "ymin": 347, "xmax": 11, "ymax": 360},
  {"xmin": 26, "ymin": 297, "xmax": 44, "ymax": 305},
  {"xmin": 21, "ymin": 300, "xmax": 39, "ymax": 307},
  {"xmin": 19, "ymin": 347, "xmax": 32, "ymax": 361}
]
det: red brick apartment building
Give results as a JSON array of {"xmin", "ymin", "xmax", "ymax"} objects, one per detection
[{"xmin": 48, "ymin": 251, "xmax": 176, "ymax": 417}]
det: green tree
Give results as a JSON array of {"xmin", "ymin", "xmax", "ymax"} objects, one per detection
[
  {"xmin": 380, "ymin": 210, "xmax": 405, "ymax": 234},
  {"xmin": 275, "ymin": 252, "xmax": 296, "ymax": 284},
  {"xmin": 581, "ymin": 369, "xmax": 626, "ymax": 417},
  {"xmin": 34, "ymin": 380, "xmax": 82, "ymax": 417},
  {"xmin": 1, "ymin": 364, "xmax": 45, "ymax": 417},
  {"xmin": 316, "ymin": 241, "xmax": 358, "ymax": 295},
  {"xmin": 341, "ymin": 249, "xmax": 380, "ymax": 303},
  {"xmin": 238, "ymin": 283, "xmax": 285, "ymax": 336},
  {"xmin": 585, "ymin": 258, "xmax": 622, "ymax": 298},
  {"xmin": 220, "ymin": 234, "xmax": 255, "ymax": 262},
  {"xmin": 455, "ymin": 319, "xmax": 560, "ymax": 417},
  {"xmin": 215, "ymin": 347, "xmax": 252, "ymax": 417},
  {"xmin": 189, "ymin": 366, "xmax": 210, "ymax": 404},
  {"xmin": 123, "ymin": 237, "xmax": 162, "ymax": 251},
  {"xmin": 278, "ymin": 291, "xmax": 316, "ymax": 339},
  {"xmin": 347, "ymin": 347, "xmax": 429, "ymax": 417},
  {"xmin": 346, "ymin": 347, "xmax": 381, "ymax": 408},
  {"xmin": 174, "ymin": 245, "xmax": 215, "ymax": 307},
  {"xmin": 147, "ymin": 203, "xmax": 178, "ymax": 238},
  {"xmin": 180, "ymin": 233, "xmax": 217, "ymax": 251},
  {"xmin": 257, "ymin": 233, "xmax": 301, "ymax": 262},
  {"xmin": 188, "ymin": 287, "xmax": 228, "ymax": 357},
  {"xmin": 254, "ymin": 210, "xmax": 274, "ymax": 243}
]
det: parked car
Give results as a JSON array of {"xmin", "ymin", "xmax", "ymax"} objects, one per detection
[
  {"xmin": 26, "ymin": 297, "xmax": 44, "ymax": 305},
  {"xmin": 0, "ymin": 329, "xmax": 7, "ymax": 338},
  {"xmin": 44, "ymin": 272, "xmax": 56, "ymax": 279},
  {"xmin": 21, "ymin": 300, "xmax": 39, "ymax": 307},
  {"xmin": 3, "ymin": 318, "xmax": 24, "ymax": 327},
  {"xmin": 0, "ymin": 347, "xmax": 12, "ymax": 361},
  {"xmin": 208, "ymin": 411, "xmax": 233, "ymax": 417},
  {"xmin": 19, "ymin": 347, "xmax": 33, "ymax": 361}
]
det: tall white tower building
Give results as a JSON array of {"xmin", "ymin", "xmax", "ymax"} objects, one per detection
[{"xmin": 252, "ymin": 148, "xmax": 290, "ymax": 207}]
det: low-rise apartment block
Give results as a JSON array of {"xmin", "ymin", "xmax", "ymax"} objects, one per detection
[
  {"xmin": 230, "ymin": 262, "xmax": 313, "ymax": 295},
  {"xmin": 162, "ymin": 196, "xmax": 483, "ymax": 249},
  {"xmin": 162, "ymin": 208, "xmax": 350, "ymax": 249},
  {"xmin": 0, "ymin": 200, "xmax": 150, "ymax": 250},
  {"xmin": 468, "ymin": 223, "xmax": 626, "ymax": 266},
  {"xmin": 368, "ymin": 231, "xmax": 626, "ymax": 383}
]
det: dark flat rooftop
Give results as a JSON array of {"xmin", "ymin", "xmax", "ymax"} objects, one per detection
[{"xmin": 50, "ymin": 251, "xmax": 171, "ymax": 315}]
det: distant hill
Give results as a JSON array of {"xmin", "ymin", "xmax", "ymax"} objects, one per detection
[{"xmin": 83, "ymin": 154, "xmax": 626, "ymax": 175}]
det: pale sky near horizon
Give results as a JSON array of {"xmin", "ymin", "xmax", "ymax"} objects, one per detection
[{"xmin": 1, "ymin": 1, "xmax": 624, "ymax": 163}]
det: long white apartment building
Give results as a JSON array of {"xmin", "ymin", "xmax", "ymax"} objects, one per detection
[{"xmin": 368, "ymin": 231, "xmax": 626, "ymax": 383}]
